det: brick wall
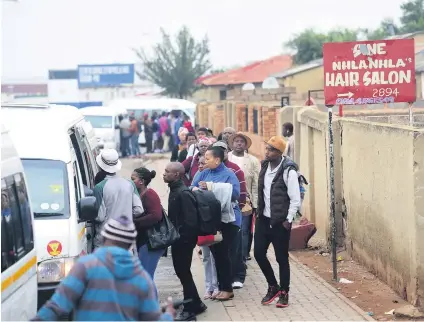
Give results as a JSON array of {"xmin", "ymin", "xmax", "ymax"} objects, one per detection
[
  {"xmin": 213, "ymin": 104, "xmax": 225, "ymax": 136},
  {"xmin": 196, "ymin": 88, "xmax": 286, "ymax": 159}
]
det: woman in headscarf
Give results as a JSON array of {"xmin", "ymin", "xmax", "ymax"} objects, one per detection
[
  {"xmin": 131, "ymin": 167, "xmax": 164, "ymax": 279},
  {"xmin": 170, "ymin": 127, "xmax": 190, "ymax": 162},
  {"xmin": 181, "ymin": 137, "xmax": 211, "ymax": 186}
]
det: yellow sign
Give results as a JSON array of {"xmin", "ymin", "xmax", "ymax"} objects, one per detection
[
  {"xmin": 49, "ymin": 185, "xmax": 63, "ymax": 193},
  {"xmin": 47, "ymin": 240, "xmax": 62, "ymax": 256}
]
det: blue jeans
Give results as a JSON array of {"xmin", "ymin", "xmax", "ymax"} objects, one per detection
[
  {"xmin": 242, "ymin": 214, "xmax": 253, "ymax": 259},
  {"xmin": 201, "ymin": 246, "xmax": 218, "ymax": 292},
  {"xmin": 121, "ymin": 136, "xmax": 131, "ymax": 157},
  {"xmin": 130, "ymin": 134, "xmax": 140, "ymax": 156},
  {"xmin": 231, "ymin": 225, "xmax": 246, "ymax": 284},
  {"xmin": 138, "ymin": 244, "xmax": 164, "ymax": 279}
]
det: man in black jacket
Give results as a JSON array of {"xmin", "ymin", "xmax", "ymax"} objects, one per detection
[
  {"xmin": 163, "ymin": 162, "xmax": 207, "ymax": 321},
  {"xmin": 254, "ymin": 136, "xmax": 301, "ymax": 308}
]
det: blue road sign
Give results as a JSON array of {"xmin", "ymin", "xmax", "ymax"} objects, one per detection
[{"xmin": 77, "ymin": 64, "xmax": 134, "ymax": 88}]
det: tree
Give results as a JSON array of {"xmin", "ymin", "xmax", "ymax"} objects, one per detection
[
  {"xmin": 400, "ymin": 0, "xmax": 424, "ymax": 33},
  {"xmin": 363, "ymin": 18, "xmax": 400, "ymax": 40},
  {"xmin": 286, "ymin": 28, "xmax": 358, "ymax": 65},
  {"xmin": 133, "ymin": 26, "xmax": 212, "ymax": 99},
  {"xmin": 209, "ymin": 68, "xmax": 227, "ymax": 74}
]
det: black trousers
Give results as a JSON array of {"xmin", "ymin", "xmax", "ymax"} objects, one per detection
[
  {"xmin": 171, "ymin": 234, "xmax": 201, "ymax": 311},
  {"xmin": 145, "ymin": 132, "xmax": 153, "ymax": 153},
  {"xmin": 210, "ymin": 223, "xmax": 238, "ymax": 292},
  {"xmin": 254, "ymin": 216, "xmax": 291, "ymax": 292}
]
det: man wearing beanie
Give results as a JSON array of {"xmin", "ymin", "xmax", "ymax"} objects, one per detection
[
  {"xmin": 254, "ymin": 136, "xmax": 301, "ymax": 309},
  {"xmin": 33, "ymin": 216, "xmax": 175, "ymax": 321}
]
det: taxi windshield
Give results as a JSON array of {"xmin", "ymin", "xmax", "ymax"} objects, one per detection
[
  {"xmin": 21, "ymin": 159, "xmax": 70, "ymax": 219},
  {"xmin": 84, "ymin": 115, "xmax": 113, "ymax": 129}
]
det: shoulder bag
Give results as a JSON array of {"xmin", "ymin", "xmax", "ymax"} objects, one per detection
[{"xmin": 146, "ymin": 208, "xmax": 180, "ymax": 250}]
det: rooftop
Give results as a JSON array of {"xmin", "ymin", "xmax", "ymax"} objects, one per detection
[
  {"xmin": 271, "ymin": 58, "xmax": 323, "ymax": 79},
  {"xmin": 198, "ymin": 55, "xmax": 292, "ymax": 86}
]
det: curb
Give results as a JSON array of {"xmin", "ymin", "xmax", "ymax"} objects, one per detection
[{"xmin": 289, "ymin": 253, "xmax": 375, "ymax": 321}]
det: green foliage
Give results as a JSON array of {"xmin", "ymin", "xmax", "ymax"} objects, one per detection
[
  {"xmin": 286, "ymin": 28, "xmax": 358, "ymax": 64},
  {"xmin": 134, "ymin": 26, "xmax": 211, "ymax": 99},
  {"xmin": 363, "ymin": 18, "xmax": 400, "ymax": 40},
  {"xmin": 400, "ymin": 0, "xmax": 424, "ymax": 33},
  {"xmin": 285, "ymin": 0, "xmax": 424, "ymax": 65}
]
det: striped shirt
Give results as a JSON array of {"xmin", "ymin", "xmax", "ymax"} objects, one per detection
[
  {"xmin": 224, "ymin": 160, "xmax": 247, "ymax": 209},
  {"xmin": 32, "ymin": 246, "xmax": 172, "ymax": 321}
]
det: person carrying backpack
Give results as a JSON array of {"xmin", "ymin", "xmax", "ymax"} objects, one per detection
[
  {"xmin": 254, "ymin": 136, "xmax": 301, "ymax": 309},
  {"xmin": 163, "ymin": 162, "xmax": 207, "ymax": 321}
]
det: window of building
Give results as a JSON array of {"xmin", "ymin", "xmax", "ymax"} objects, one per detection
[
  {"xmin": 48, "ymin": 70, "xmax": 78, "ymax": 80},
  {"xmin": 219, "ymin": 90, "xmax": 227, "ymax": 101},
  {"xmin": 245, "ymin": 107, "xmax": 249, "ymax": 131},
  {"xmin": 253, "ymin": 109, "xmax": 258, "ymax": 134}
]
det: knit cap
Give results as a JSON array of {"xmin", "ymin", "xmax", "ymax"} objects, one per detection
[{"xmin": 101, "ymin": 216, "xmax": 137, "ymax": 244}]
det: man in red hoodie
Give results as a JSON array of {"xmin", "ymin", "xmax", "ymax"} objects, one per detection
[{"xmin": 212, "ymin": 141, "xmax": 248, "ymax": 289}]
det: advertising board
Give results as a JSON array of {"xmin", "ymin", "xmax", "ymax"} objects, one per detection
[
  {"xmin": 323, "ymin": 39, "xmax": 416, "ymax": 105},
  {"xmin": 77, "ymin": 64, "xmax": 134, "ymax": 88}
]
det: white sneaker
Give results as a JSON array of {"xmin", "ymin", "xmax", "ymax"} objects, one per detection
[{"xmin": 232, "ymin": 281, "xmax": 244, "ymax": 289}]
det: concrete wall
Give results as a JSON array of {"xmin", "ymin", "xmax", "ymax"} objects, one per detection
[{"xmin": 295, "ymin": 108, "xmax": 424, "ymax": 308}]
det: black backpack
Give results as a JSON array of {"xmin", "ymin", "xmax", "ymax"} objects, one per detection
[{"xmin": 190, "ymin": 189, "xmax": 222, "ymax": 236}]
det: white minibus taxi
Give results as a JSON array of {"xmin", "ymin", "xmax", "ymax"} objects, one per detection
[
  {"xmin": 1, "ymin": 103, "xmax": 98, "ymax": 312},
  {"xmin": 1, "ymin": 123, "xmax": 38, "ymax": 321},
  {"xmin": 81, "ymin": 105, "xmax": 128, "ymax": 151}
]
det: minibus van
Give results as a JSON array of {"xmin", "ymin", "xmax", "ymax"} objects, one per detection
[
  {"xmin": 1, "ymin": 123, "xmax": 38, "ymax": 321},
  {"xmin": 1, "ymin": 103, "xmax": 98, "ymax": 311},
  {"xmin": 81, "ymin": 105, "xmax": 128, "ymax": 151}
]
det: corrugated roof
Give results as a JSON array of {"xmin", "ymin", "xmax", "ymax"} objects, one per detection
[
  {"xmin": 1, "ymin": 83, "xmax": 48, "ymax": 94},
  {"xmin": 200, "ymin": 55, "xmax": 292, "ymax": 86},
  {"xmin": 385, "ymin": 30, "xmax": 424, "ymax": 40},
  {"xmin": 271, "ymin": 58, "xmax": 323, "ymax": 78}
]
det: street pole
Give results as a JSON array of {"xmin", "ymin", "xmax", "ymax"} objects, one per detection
[
  {"xmin": 327, "ymin": 104, "xmax": 338, "ymax": 281},
  {"xmin": 408, "ymin": 102, "xmax": 414, "ymax": 126}
]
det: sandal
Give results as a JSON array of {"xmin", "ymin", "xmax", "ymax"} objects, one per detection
[
  {"xmin": 203, "ymin": 291, "xmax": 212, "ymax": 299},
  {"xmin": 216, "ymin": 291, "xmax": 234, "ymax": 301},
  {"xmin": 211, "ymin": 291, "xmax": 221, "ymax": 300}
]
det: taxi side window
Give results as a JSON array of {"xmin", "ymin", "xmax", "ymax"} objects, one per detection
[
  {"xmin": 1, "ymin": 173, "xmax": 35, "ymax": 273},
  {"xmin": 73, "ymin": 162, "xmax": 82, "ymax": 203}
]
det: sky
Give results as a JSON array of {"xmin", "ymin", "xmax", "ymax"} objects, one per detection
[{"xmin": 1, "ymin": 0, "xmax": 406, "ymax": 80}]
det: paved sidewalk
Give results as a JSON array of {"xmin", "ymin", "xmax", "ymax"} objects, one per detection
[{"xmin": 121, "ymin": 158, "xmax": 372, "ymax": 321}]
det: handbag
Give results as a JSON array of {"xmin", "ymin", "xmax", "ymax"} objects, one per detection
[{"xmin": 146, "ymin": 208, "xmax": 180, "ymax": 250}]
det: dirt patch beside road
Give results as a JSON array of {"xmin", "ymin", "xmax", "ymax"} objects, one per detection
[{"xmin": 291, "ymin": 245, "xmax": 416, "ymax": 321}]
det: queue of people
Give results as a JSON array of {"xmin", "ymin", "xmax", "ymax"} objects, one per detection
[
  {"xmin": 119, "ymin": 111, "xmax": 195, "ymax": 157},
  {"xmin": 33, "ymin": 124, "xmax": 303, "ymax": 321}
]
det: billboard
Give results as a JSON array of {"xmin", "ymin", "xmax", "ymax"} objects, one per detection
[
  {"xmin": 323, "ymin": 39, "xmax": 416, "ymax": 105},
  {"xmin": 77, "ymin": 64, "xmax": 135, "ymax": 88}
]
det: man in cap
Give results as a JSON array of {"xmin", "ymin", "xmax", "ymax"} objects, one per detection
[
  {"xmin": 228, "ymin": 132, "xmax": 260, "ymax": 263},
  {"xmin": 33, "ymin": 216, "xmax": 175, "ymax": 321},
  {"xmin": 92, "ymin": 149, "xmax": 143, "ymax": 250},
  {"xmin": 254, "ymin": 136, "xmax": 301, "ymax": 308}
]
